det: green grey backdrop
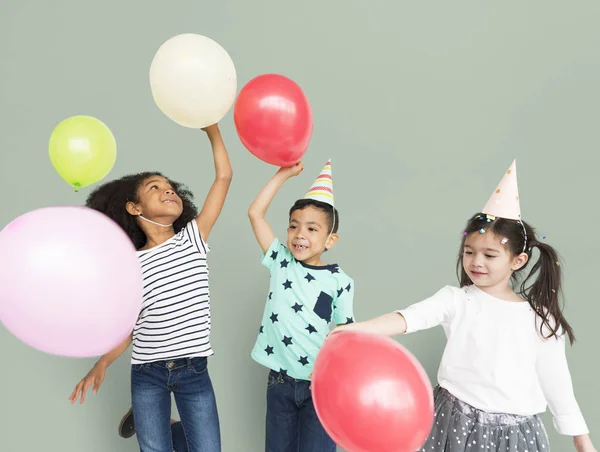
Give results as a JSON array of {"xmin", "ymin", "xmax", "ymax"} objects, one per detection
[{"xmin": 1, "ymin": 1, "xmax": 598, "ymax": 450}]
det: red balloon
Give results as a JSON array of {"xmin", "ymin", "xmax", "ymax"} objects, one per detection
[
  {"xmin": 234, "ymin": 74, "xmax": 313, "ymax": 167},
  {"xmin": 312, "ymin": 331, "xmax": 434, "ymax": 452}
]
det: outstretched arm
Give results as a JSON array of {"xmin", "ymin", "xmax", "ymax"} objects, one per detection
[
  {"xmin": 195, "ymin": 124, "xmax": 233, "ymax": 242},
  {"xmin": 248, "ymin": 162, "xmax": 303, "ymax": 253},
  {"xmin": 335, "ymin": 312, "xmax": 407, "ymax": 336},
  {"xmin": 336, "ymin": 286, "xmax": 457, "ymax": 337}
]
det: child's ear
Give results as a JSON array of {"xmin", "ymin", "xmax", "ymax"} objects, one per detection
[
  {"xmin": 512, "ymin": 252, "xmax": 529, "ymax": 271},
  {"xmin": 126, "ymin": 201, "xmax": 140, "ymax": 217},
  {"xmin": 325, "ymin": 233, "xmax": 339, "ymax": 250}
]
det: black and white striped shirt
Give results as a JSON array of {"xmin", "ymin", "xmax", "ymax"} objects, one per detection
[{"xmin": 131, "ymin": 220, "xmax": 213, "ymax": 363}]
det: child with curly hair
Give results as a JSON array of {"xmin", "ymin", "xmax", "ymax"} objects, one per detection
[{"xmin": 68, "ymin": 124, "xmax": 231, "ymax": 452}]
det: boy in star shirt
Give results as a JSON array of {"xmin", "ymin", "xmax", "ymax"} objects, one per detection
[{"xmin": 248, "ymin": 160, "xmax": 355, "ymax": 452}]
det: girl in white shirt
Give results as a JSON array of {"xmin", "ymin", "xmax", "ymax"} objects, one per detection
[{"xmin": 336, "ymin": 161, "xmax": 595, "ymax": 451}]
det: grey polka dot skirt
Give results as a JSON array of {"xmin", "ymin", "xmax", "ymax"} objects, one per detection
[{"xmin": 419, "ymin": 386, "xmax": 550, "ymax": 452}]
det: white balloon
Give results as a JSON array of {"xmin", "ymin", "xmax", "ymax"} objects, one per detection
[{"xmin": 149, "ymin": 34, "xmax": 237, "ymax": 128}]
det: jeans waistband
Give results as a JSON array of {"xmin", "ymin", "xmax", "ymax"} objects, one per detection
[
  {"xmin": 135, "ymin": 357, "xmax": 206, "ymax": 370},
  {"xmin": 269, "ymin": 369, "xmax": 309, "ymax": 383}
]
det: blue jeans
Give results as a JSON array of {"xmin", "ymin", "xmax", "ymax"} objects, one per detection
[
  {"xmin": 131, "ymin": 357, "xmax": 221, "ymax": 452},
  {"xmin": 265, "ymin": 370, "xmax": 336, "ymax": 452}
]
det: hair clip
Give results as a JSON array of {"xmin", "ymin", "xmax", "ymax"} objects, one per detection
[
  {"xmin": 501, "ymin": 238, "xmax": 508, "ymax": 245},
  {"xmin": 461, "ymin": 231, "xmax": 468, "ymax": 236},
  {"xmin": 479, "ymin": 228, "xmax": 485, "ymax": 234}
]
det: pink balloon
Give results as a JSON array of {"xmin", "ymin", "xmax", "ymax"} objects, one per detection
[{"xmin": 0, "ymin": 206, "xmax": 142, "ymax": 357}]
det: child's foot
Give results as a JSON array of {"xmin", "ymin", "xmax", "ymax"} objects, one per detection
[
  {"xmin": 117, "ymin": 407, "xmax": 177, "ymax": 439},
  {"xmin": 118, "ymin": 407, "xmax": 135, "ymax": 438}
]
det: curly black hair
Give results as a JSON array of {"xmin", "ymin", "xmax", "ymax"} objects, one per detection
[{"xmin": 85, "ymin": 172, "xmax": 198, "ymax": 250}]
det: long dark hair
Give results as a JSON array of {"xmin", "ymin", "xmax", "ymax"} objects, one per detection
[
  {"xmin": 85, "ymin": 172, "xmax": 198, "ymax": 250},
  {"xmin": 456, "ymin": 213, "xmax": 575, "ymax": 344}
]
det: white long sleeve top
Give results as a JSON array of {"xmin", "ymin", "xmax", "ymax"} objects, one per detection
[{"xmin": 397, "ymin": 284, "xmax": 588, "ymax": 435}]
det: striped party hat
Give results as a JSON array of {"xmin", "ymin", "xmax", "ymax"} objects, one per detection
[
  {"xmin": 304, "ymin": 159, "xmax": 334, "ymax": 207},
  {"xmin": 481, "ymin": 159, "xmax": 521, "ymax": 220}
]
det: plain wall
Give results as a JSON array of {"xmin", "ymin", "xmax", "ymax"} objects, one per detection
[{"xmin": 1, "ymin": 1, "xmax": 598, "ymax": 450}]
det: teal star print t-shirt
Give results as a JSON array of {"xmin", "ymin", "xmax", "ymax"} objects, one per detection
[{"xmin": 251, "ymin": 237, "xmax": 355, "ymax": 380}]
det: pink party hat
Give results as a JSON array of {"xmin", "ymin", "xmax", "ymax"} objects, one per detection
[
  {"xmin": 304, "ymin": 159, "xmax": 334, "ymax": 207},
  {"xmin": 481, "ymin": 159, "xmax": 521, "ymax": 220}
]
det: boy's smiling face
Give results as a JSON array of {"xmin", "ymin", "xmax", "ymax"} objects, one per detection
[{"xmin": 287, "ymin": 206, "xmax": 338, "ymax": 266}]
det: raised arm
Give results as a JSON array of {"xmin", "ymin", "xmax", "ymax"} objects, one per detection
[
  {"xmin": 248, "ymin": 162, "xmax": 303, "ymax": 253},
  {"xmin": 195, "ymin": 124, "xmax": 233, "ymax": 242}
]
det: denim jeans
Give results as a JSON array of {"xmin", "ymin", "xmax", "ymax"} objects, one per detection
[
  {"xmin": 265, "ymin": 370, "xmax": 336, "ymax": 452},
  {"xmin": 170, "ymin": 421, "xmax": 187, "ymax": 452},
  {"xmin": 131, "ymin": 357, "xmax": 221, "ymax": 452}
]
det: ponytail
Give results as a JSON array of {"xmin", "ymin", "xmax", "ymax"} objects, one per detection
[
  {"xmin": 457, "ymin": 214, "xmax": 576, "ymax": 345},
  {"xmin": 520, "ymin": 241, "xmax": 575, "ymax": 345}
]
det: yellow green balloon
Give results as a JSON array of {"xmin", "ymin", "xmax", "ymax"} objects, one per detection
[{"xmin": 49, "ymin": 116, "xmax": 117, "ymax": 192}]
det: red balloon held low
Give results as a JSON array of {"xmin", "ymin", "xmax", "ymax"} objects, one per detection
[
  {"xmin": 311, "ymin": 330, "xmax": 434, "ymax": 452},
  {"xmin": 234, "ymin": 74, "xmax": 313, "ymax": 167}
]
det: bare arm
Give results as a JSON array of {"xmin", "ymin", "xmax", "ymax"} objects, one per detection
[
  {"xmin": 69, "ymin": 332, "xmax": 133, "ymax": 404},
  {"xmin": 96, "ymin": 332, "xmax": 133, "ymax": 369},
  {"xmin": 574, "ymin": 435, "xmax": 596, "ymax": 452},
  {"xmin": 195, "ymin": 124, "xmax": 233, "ymax": 242},
  {"xmin": 248, "ymin": 163, "xmax": 303, "ymax": 253},
  {"xmin": 335, "ymin": 312, "xmax": 407, "ymax": 337}
]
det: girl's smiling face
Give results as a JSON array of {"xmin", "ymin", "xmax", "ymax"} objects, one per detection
[
  {"xmin": 133, "ymin": 176, "xmax": 183, "ymax": 221},
  {"xmin": 462, "ymin": 230, "xmax": 526, "ymax": 291}
]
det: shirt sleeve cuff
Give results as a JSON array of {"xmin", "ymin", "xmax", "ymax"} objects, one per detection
[
  {"xmin": 394, "ymin": 309, "xmax": 413, "ymax": 333},
  {"xmin": 553, "ymin": 414, "xmax": 589, "ymax": 436}
]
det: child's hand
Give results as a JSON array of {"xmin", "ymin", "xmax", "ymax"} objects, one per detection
[
  {"xmin": 279, "ymin": 162, "xmax": 304, "ymax": 178},
  {"xmin": 68, "ymin": 362, "xmax": 107, "ymax": 404}
]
